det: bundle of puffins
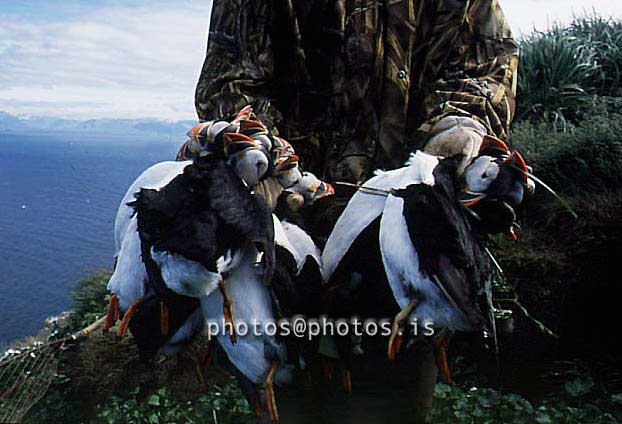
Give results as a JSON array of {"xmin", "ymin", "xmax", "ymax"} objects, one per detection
[{"xmin": 105, "ymin": 106, "xmax": 530, "ymax": 422}]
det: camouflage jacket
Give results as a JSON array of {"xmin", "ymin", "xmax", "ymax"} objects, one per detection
[{"xmin": 194, "ymin": 0, "xmax": 519, "ymax": 183}]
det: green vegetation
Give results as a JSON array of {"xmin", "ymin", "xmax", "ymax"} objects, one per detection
[
  {"xmin": 8, "ymin": 12, "xmax": 622, "ymax": 424},
  {"xmin": 95, "ymin": 385, "xmax": 253, "ymax": 424},
  {"xmin": 69, "ymin": 269, "xmax": 114, "ymax": 331},
  {"xmin": 23, "ymin": 271, "xmax": 255, "ymax": 424},
  {"xmin": 432, "ymin": 383, "xmax": 619, "ymax": 424},
  {"xmin": 516, "ymin": 15, "xmax": 622, "ymax": 123}
]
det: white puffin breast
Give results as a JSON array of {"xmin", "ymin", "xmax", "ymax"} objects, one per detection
[
  {"xmin": 150, "ymin": 248, "xmax": 221, "ymax": 299},
  {"xmin": 114, "ymin": 161, "xmax": 191, "ymax": 255},
  {"xmin": 107, "ymin": 217, "xmax": 146, "ymax": 310},
  {"xmin": 200, "ymin": 246, "xmax": 282, "ymax": 384},
  {"xmin": 322, "ymin": 151, "xmax": 439, "ymax": 282},
  {"xmin": 465, "ymin": 156, "xmax": 499, "ymax": 193},
  {"xmin": 379, "ymin": 194, "xmax": 472, "ymax": 331}
]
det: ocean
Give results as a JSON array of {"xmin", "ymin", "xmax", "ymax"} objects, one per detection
[{"xmin": 0, "ymin": 132, "xmax": 180, "ymax": 345}]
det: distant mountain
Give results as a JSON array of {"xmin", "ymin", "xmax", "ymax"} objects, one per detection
[
  {"xmin": 0, "ymin": 111, "xmax": 197, "ymax": 138},
  {"xmin": 0, "ymin": 111, "xmax": 28, "ymax": 131}
]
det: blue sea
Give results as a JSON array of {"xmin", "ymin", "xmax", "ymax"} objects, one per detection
[{"xmin": 0, "ymin": 132, "xmax": 180, "ymax": 345}]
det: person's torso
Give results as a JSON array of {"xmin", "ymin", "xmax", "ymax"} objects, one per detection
[{"xmin": 272, "ymin": 0, "xmax": 443, "ymax": 183}]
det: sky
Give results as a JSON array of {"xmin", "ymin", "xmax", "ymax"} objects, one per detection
[{"xmin": 0, "ymin": 0, "xmax": 621, "ymax": 121}]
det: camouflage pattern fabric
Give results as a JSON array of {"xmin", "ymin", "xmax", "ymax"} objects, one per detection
[{"xmin": 194, "ymin": 0, "xmax": 519, "ymax": 185}]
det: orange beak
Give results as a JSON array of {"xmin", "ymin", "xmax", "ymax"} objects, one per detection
[
  {"xmin": 460, "ymin": 192, "xmax": 487, "ymax": 206},
  {"xmin": 315, "ymin": 182, "xmax": 335, "ymax": 200},
  {"xmin": 186, "ymin": 122, "xmax": 210, "ymax": 141},
  {"xmin": 240, "ymin": 119, "xmax": 267, "ymax": 134},
  {"xmin": 479, "ymin": 135, "xmax": 510, "ymax": 156},
  {"xmin": 223, "ymin": 132, "xmax": 259, "ymax": 156},
  {"xmin": 277, "ymin": 154, "xmax": 299, "ymax": 168},
  {"xmin": 233, "ymin": 105, "xmax": 253, "ymax": 123},
  {"xmin": 504, "ymin": 151, "xmax": 529, "ymax": 183},
  {"xmin": 223, "ymin": 132, "xmax": 256, "ymax": 147}
]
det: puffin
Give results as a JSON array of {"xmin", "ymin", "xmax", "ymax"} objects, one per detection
[
  {"xmin": 192, "ymin": 164, "xmax": 329, "ymax": 422},
  {"xmin": 460, "ymin": 135, "xmax": 532, "ymax": 238},
  {"xmin": 107, "ymin": 166, "xmax": 328, "ymax": 423},
  {"xmin": 106, "ymin": 152, "xmax": 275, "ymax": 361},
  {"xmin": 107, "ymin": 104, "xmax": 278, "ymax": 355},
  {"xmin": 322, "ymin": 138, "xmax": 530, "ymax": 382},
  {"xmin": 108, "ymin": 104, "xmax": 332, "ymax": 421}
]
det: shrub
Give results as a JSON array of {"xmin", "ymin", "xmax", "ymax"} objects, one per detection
[
  {"xmin": 516, "ymin": 26, "xmax": 601, "ymax": 123},
  {"xmin": 516, "ymin": 14, "xmax": 622, "ymax": 122},
  {"xmin": 94, "ymin": 383, "xmax": 253, "ymax": 424},
  {"xmin": 509, "ymin": 104, "xmax": 622, "ymax": 197},
  {"xmin": 432, "ymin": 383, "xmax": 619, "ymax": 423},
  {"xmin": 569, "ymin": 15, "xmax": 622, "ymax": 97},
  {"xmin": 67, "ymin": 269, "xmax": 113, "ymax": 332},
  {"xmin": 494, "ymin": 108, "xmax": 622, "ymax": 384}
]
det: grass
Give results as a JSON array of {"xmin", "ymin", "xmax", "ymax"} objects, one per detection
[
  {"xmin": 432, "ymin": 382, "xmax": 620, "ymax": 423},
  {"xmin": 509, "ymin": 101, "xmax": 622, "ymax": 198},
  {"xmin": 23, "ymin": 271, "xmax": 249, "ymax": 424},
  {"xmin": 94, "ymin": 383, "xmax": 253, "ymax": 424},
  {"xmin": 569, "ymin": 15, "xmax": 622, "ymax": 97},
  {"xmin": 516, "ymin": 26, "xmax": 600, "ymax": 123},
  {"xmin": 12, "ymin": 11, "xmax": 622, "ymax": 424},
  {"xmin": 516, "ymin": 15, "xmax": 622, "ymax": 123}
]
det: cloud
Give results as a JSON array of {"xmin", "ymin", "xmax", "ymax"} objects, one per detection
[
  {"xmin": 502, "ymin": 0, "xmax": 622, "ymax": 37},
  {"xmin": 1, "ymin": 1, "xmax": 620, "ymax": 119},
  {"xmin": 0, "ymin": 1, "xmax": 212, "ymax": 120}
]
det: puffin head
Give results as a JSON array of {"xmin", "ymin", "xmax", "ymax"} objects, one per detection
[
  {"xmin": 289, "ymin": 171, "xmax": 335, "ymax": 205},
  {"xmin": 461, "ymin": 135, "xmax": 532, "ymax": 237},
  {"xmin": 223, "ymin": 132, "xmax": 270, "ymax": 186},
  {"xmin": 275, "ymin": 157, "xmax": 302, "ymax": 188}
]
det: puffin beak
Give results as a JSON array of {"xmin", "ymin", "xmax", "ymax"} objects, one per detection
[
  {"xmin": 223, "ymin": 132, "xmax": 255, "ymax": 144},
  {"xmin": 233, "ymin": 105, "xmax": 253, "ymax": 123},
  {"xmin": 276, "ymin": 154, "xmax": 299, "ymax": 170},
  {"xmin": 504, "ymin": 151, "xmax": 529, "ymax": 183},
  {"xmin": 314, "ymin": 182, "xmax": 335, "ymax": 200},
  {"xmin": 240, "ymin": 119, "xmax": 267, "ymax": 134},
  {"xmin": 186, "ymin": 122, "xmax": 210, "ymax": 141},
  {"xmin": 478, "ymin": 135, "xmax": 510, "ymax": 156},
  {"xmin": 223, "ymin": 133, "xmax": 259, "ymax": 156},
  {"xmin": 508, "ymin": 226, "xmax": 519, "ymax": 241},
  {"xmin": 460, "ymin": 192, "xmax": 487, "ymax": 206}
]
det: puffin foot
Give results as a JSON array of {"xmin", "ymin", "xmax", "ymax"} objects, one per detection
[
  {"xmin": 199, "ymin": 338, "xmax": 216, "ymax": 369},
  {"xmin": 219, "ymin": 279, "xmax": 237, "ymax": 344},
  {"xmin": 388, "ymin": 299, "xmax": 418, "ymax": 361},
  {"xmin": 117, "ymin": 300, "xmax": 140, "ymax": 338},
  {"xmin": 160, "ymin": 302, "xmax": 169, "ymax": 336},
  {"xmin": 188, "ymin": 349, "xmax": 210, "ymax": 390},
  {"xmin": 252, "ymin": 392, "xmax": 265, "ymax": 423},
  {"xmin": 321, "ymin": 356, "xmax": 336, "ymax": 384},
  {"xmin": 104, "ymin": 294, "xmax": 119, "ymax": 333},
  {"xmin": 343, "ymin": 369, "xmax": 352, "ymax": 394},
  {"xmin": 265, "ymin": 361, "xmax": 279, "ymax": 422},
  {"xmin": 433, "ymin": 330, "xmax": 453, "ymax": 383}
]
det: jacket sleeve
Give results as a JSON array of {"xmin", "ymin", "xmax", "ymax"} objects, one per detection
[
  {"xmin": 415, "ymin": 0, "xmax": 519, "ymax": 140},
  {"xmin": 194, "ymin": 0, "xmax": 280, "ymax": 128}
]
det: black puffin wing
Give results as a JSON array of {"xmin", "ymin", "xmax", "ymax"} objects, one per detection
[
  {"xmin": 394, "ymin": 155, "xmax": 490, "ymax": 330},
  {"xmin": 132, "ymin": 173, "xmax": 220, "ymax": 269},
  {"xmin": 130, "ymin": 182, "xmax": 204, "ymax": 359},
  {"xmin": 273, "ymin": 220, "xmax": 324, "ymax": 317},
  {"xmin": 193, "ymin": 159, "xmax": 276, "ymax": 282},
  {"xmin": 269, "ymin": 244, "xmax": 298, "ymax": 318}
]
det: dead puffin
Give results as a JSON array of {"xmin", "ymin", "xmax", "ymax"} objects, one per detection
[{"xmin": 322, "ymin": 143, "xmax": 529, "ymax": 382}]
